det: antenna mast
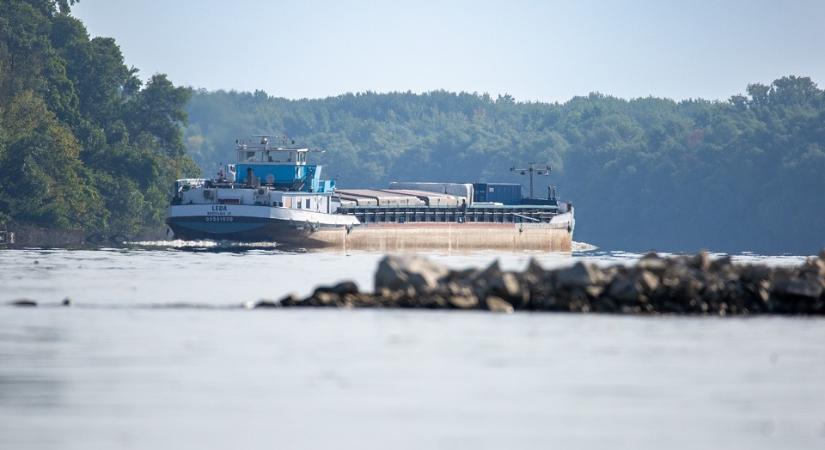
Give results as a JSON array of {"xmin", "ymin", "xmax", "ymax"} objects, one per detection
[{"xmin": 510, "ymin": 162, "xmax": 551, "ymax": 198}]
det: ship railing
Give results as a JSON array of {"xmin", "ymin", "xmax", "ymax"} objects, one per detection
[
  {"xmin": 509, "ymin": 213, "xmax": 540, "ymax": 222},
  {"xmin": 336, "ymin": 205, "xmax": 559, "ymax": 224}
]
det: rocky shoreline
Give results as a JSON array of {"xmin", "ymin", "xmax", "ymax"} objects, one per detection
[{"xmin": 263, "ymin": 251, "xmax": 825, "ymax": 315}]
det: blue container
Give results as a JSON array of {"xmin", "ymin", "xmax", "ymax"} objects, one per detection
[{"xmin": 473, "ymin": 183, "xmax": 522, "ymax": 205}]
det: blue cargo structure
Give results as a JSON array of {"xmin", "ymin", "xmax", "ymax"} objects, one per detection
[
  {"xmin": 228, "ymin": 140, "xmax": 335, "ymax": 193},
  {"xmin": 473, "ymin": 183, "xmax": 523, "ymax": 205}
]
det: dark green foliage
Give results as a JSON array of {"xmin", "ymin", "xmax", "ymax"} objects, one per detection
[
  {"xmin": 187, "ymin": 78, "xmax": 825, "ymax": 254},
  {"xmin": 0, "ymin": 1, "xmax": 199, "ymax": 235}
]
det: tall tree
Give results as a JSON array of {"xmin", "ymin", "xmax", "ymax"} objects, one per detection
[{"xmin": 0, "ymin": 0, "xmax": 199, "ymax": 236}]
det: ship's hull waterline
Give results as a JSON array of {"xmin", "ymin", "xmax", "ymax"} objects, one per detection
[{"xmin": 167, "ymin": 205, "xmax": 574, "ymax": 252}]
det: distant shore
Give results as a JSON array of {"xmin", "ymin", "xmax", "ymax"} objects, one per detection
[{"xmin": 262, "ymin": 251, "xmax": 825, "ymax": 315}]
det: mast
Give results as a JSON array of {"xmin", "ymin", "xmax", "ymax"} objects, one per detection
[{"xmin": 510, "ymin": 163, "xmax": 551, "ymax": 198}]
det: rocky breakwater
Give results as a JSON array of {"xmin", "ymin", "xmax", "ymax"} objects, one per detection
[{"xmin": 266, "ymin": 251, "xmax": 825, "ymax": 315}]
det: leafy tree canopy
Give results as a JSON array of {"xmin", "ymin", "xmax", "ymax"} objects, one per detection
[{"xmin": 0, "ymin": 0, "xmax": 199, "ymax": 235}]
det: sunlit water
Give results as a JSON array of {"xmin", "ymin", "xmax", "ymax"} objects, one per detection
[{"xmin": 1, "ymin": 245, "xmax": 823, "ymax": 450}]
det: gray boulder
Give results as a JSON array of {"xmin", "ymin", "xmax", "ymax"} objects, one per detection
[
  {"xmin": 312, "ymin": 281, "xmax": 359, "ymax": 297},
  {"xmin": 556, "ymin": 262, "xmax": 603, "ymax": 288},
  {"xmin": 254, "ymin": 300, "xmax": 280, "ymax": 309},
  {"xmin": 525, "ymin": 258, "xmax": 545, "ymax": 278},
  {"xmin": 690, "ymin": 251, "xmax": 711, "ymax": 271},
  {"xmin": 485, "ymin": 296, "xmax": 514, "ymax": 314},
  {"xmin": 607, "ymin": 270, "xmax": 657, "ymax": 303},
  {"xmin": 484, "ymin": 271, "xmax": 526, "ymax": 305},
  {"xmin": 448, "ymin": 295, "xmax": 478, "ymax": 309},
  {"xmin": 638, "ymin": 252, "xmax": 667, "ymax": 273},
  {"xmin": 375, "ymin": 255, "xmax": 449, "ymax": 294},
  {"xmin": 772, "ymin": 278, "xmax": 823, "ymax": 300},
  {"xmin": 741, "ymin": 264, "xmax": 773, "ymax": 282}
]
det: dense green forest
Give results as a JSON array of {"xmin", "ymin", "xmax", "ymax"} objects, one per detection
[
  {"xmin": 0, "ymin": 0, "xmax": 198, "ymax": 237},
  {"xmin": 186, "ymin": 78, "xmax": 825, "ymax": 254}
]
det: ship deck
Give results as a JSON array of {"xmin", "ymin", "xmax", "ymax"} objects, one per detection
[{"xmin": 335, "ymin": 203, "xmax": 561, "ymax": 225}]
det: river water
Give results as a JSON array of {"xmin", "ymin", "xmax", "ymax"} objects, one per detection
[{"xmin": 1, "ymin": 245, "xmax": 823, "ymax": 450}]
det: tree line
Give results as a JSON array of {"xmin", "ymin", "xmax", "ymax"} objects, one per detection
[{"xmin": 0, "ymin": 0, "xmax": 199, "ymax": 237}]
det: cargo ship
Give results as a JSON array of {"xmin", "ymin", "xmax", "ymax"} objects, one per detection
[{"xmin": 166, "ymin": 137, "xmax": 574, "ymax": 251}]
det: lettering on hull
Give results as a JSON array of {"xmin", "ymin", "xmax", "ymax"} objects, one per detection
[{"xmin": 205, "ymin": 216, "xmax": 234, "ymax": 222}]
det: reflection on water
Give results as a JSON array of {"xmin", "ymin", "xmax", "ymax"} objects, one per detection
[{"xmin": 0, "ymin": 247, "xmax": 823, "ymax": 450}]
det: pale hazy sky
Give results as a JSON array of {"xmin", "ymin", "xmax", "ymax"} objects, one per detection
[{"xmin": 73, "ymin": 0, "xmax": 825, "ymax": 103}]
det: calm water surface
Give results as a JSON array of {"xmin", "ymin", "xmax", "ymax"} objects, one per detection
[{"xmin": 1, "ymin": 246, "xmax": 823, "ymax": 449}]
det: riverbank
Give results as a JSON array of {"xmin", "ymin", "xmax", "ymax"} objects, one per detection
[
  {"xmin": 2, "ymin": 224, "xmax": 167, "ymax": 248},
  {"xmin": 266, "ymin": 250, "xmax": 825, "ymax": 315}
]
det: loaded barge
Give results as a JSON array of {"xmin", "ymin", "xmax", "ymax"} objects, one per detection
[{"xmin": 166, "ymin": 137, "xmax": 574, "ymax": 251}]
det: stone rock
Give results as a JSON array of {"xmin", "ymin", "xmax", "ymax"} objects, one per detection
[
  {"xmin": 591, "ymin": 296, "xmax": 617, "ymax": 313},
  {"xmin": 277, "ymin": 293, "xmax": 300, "ymax": 306},
  {"xmin": 375, "ymin": 255, "xmax": 449, "ymax": 294},
  {"xmin": 772, "ymin": 278, "xmax": 823, "ymax": 299},
  {"xmin": 313, "ymin": 291, "xmax": 341, "ymax": 307},
  {"xmin": 313, "ymin": 280, "xmax": 359, "ymax": 297},
  {"xmin": 486, "ymin": 272, "xmax": 524, "ymax": 304},
  {"xmin": 600, "ymin": 266, "xmax": 620, "ymax": 282},
  {"xmin": 10, "ymin": 299, "xmax": 37, "ymax": 307},
  {"xmin": 448, "ymin": 295, "xmax": 478, "ymax": 309},
  {"xmin": 755, "ymin": 282, "xmax": 771, "ymax": 303},
  {"xmin": 741, "ymin": 264, "xmax": 773, "ymax": 282},
  {"xmin": 331, "ymin": 281, "xmax": 359, "ymax": 296},
  {"xmin": 801, "ymin": 257, "xmax": 825, "ymax": 279},
  {"xmin": 819, "ymin": 249, "xmax": 825, "ymax": 261},
  {"xmin": 639, "ymin": 270, "xmax": 659, "ymax": 292},
  {"xmin": 556, "ymin": 262, "xmax": 602, "ymax": 288},
  {"xmin": 525, "ymin": 258, "xmax": 545, "ymax": 278},
  {"xmin": 279, "ymin": 249, "xmax": 825, "ymax": 316},
  {"xmin": 710, "ymin": 255, "xmax": 733, "ymax": 272},
  {"xmin": 346, "ymin": 293, "xmax": 381, "ymax": 308},
  {"xmin": 499, "ymin": 273, "xmax": 522, "ymax": 297},
  {"xmin": 254, "ymin": 300, "xmax": 280, "ymax": 309},
  {"xmin": 584, "ymin": 284, "xmax": 605, "ymax": 298},
  {"xmin": 607, "ymin": 275, "xmax": 642, "ymax": 302},
  {"xmin": 690, "ymin": 251, "xmax": 711, "ymax": 272},
  {"xmin": 446, "ymin": 267, "xmax": 479, "ymax": 283},
  {"xmin": 445, "ymin": 281, "xmax": 474, "ymax": 298},
  {"xmin": 607, "ymin": 270, "xmax": 659, "ymax": 303},
  {"xmin": 414, "ymin": 294, "xmax": 448, "ymax": 309},
  {"xmin": 565, "ymin": 290, "xmax": 592, "ymax": 312},
  {"xmin": 485, "ymin": 296, "xmax": 514, "ymax": 314},
  {"xmin": 638, "ymin": 252, "xmax": 667, "ymax": 273}
]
